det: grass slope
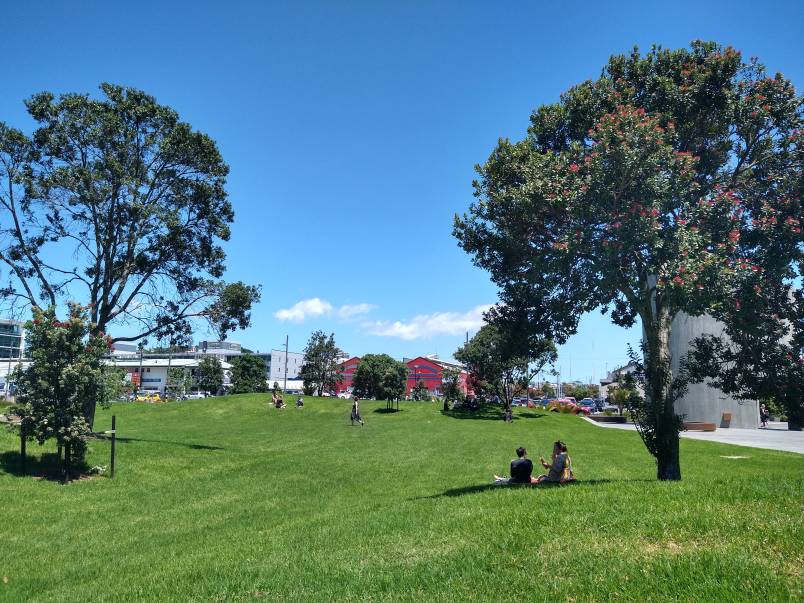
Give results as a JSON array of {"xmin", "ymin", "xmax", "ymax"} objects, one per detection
[{"xmin": 1, "ymin": 395, "xmax": 802, "ymax": 602}]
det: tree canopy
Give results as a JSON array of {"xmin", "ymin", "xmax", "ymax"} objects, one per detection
[
  {"xmin": 197, "ymin": 356, "xmax": 224, "ymax": 394},
  {"xmin": 0, "ymin": 83, "xmax": 260, "ymax": 343},
  {"xmin": 454, "ymin": 41, "xmax": 802, "ymax": 479},
  {"xmin": 455, "ymin": 316, "xmax": 556, "ymax": 410},
  {"xmin": 299, "ymin": 331, "xmax": 342, "ymax": 396},
  {"xmin": 229, "ymin": 354, "xmax": 267, "ymax": 394},
  {"xmin": 353, "ymin": 354, "xmax": 407, "ymax": 401}
]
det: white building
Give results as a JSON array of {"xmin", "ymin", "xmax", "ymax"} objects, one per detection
[
  {"xmin": 260, "ymin": 348, "xmax": 304, "ymax": 385},
  {"xmin": 107, "ymin": 357, "xmax": 233, "ymax": 394},
  {"xmin": 0, "ymin": 319, "xmax": 25, "ymax": 396}
]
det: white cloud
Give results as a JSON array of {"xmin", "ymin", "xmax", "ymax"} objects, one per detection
[
  {"xmin": 274, "ymin": 298, "xmax": 376, "ymax": 323},
  {"xmin": 337, "ymin": 303, "xmax": 376, "ymax": 319},
  {"xmin": 364, "ymin": 304, "xmax": 493, "ymax": 340},
  {"xmin": 274, "ymin": 298, "xmax": 334, "ymax": 323}
]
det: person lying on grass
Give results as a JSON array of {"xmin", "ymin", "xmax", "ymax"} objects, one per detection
[
  {"xmin": 494, "ymin": 446, "xmax": 539, "ymax": 484},
  {"xmin": 535, "ymin": 440, "xmax": 574, "ymax": 483}
]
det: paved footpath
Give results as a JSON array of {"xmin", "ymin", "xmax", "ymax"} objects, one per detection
[{"xmin": 584, "ymin": 417, "xmax": 804, "ymax": 455}]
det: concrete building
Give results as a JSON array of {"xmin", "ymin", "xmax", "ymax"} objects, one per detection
[
  {"xmin": 261, "ymin": 348, "xmax": 304, "ymax": 386},
  {"xmin": 599, "ymin": 313, "xmax": 760, "ymax": 428},
  {"xmin": 669, "ymin": 312, "xmax": 758, "ymax": 429}
]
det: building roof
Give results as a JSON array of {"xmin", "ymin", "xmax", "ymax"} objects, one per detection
[{"xmin": 105, "ymin": 358, "xmax": 233, "ymax": 370}]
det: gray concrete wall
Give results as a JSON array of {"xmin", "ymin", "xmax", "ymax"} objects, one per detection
[{"xmin": 669, "ymin": 312, "xmax": 759, "ymax": 429}]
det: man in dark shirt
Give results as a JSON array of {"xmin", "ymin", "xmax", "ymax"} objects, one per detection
[
  {"xmin": 495, "ymin": 446, "xmax": 535, "ymax": 484},
  {"xmin": 509, "ymin": 447, "xmax": 534, "ymax": 483}
]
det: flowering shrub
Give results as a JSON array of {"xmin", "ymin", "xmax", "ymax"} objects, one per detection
[{"xmin": 11, "ymin": 304, "xmax": 110, "ymax": 472}]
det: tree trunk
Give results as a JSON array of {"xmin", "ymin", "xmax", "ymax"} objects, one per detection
[
  {"xmin": 84, "ymin": 398, "xmax": 97, "ymax": 432},
  {"xmin": 643, "ymin": 308, "xmax": 682, "ymax": 481}
]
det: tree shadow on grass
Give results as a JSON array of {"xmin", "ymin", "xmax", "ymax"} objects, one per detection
[
  {"xmin": 110, "ymin": 436, "xmax": 224, "ymax": 451},
  {"xmin": 414, "ymin": 478, "xmax": 654, "ymax": 499},
  {"xmin": 0, "ymin": 450, "xmax": 88, "ymax": 481},
  {"xmin": 442, "ymin": 405, "xmax": 547, "ymax": 421}
]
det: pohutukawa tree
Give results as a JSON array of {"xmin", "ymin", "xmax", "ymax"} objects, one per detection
[
  {"xmin": 0, "ymin": 84, "xmax": 260, "ymax": 345},
  {"xmin": 454, "ymin": 41, "xmax": 802, "ymax": 480},
  {"xmin": 12, "ymin": 304, "xmax": 111, "ymax": 477}
]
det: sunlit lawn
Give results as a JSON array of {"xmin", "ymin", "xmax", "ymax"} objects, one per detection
[{"xmin": 1, "ymin": 394, "xmax": 802, "ymax": 602}]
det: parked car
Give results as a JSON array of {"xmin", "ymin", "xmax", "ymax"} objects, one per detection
[
  {"xmin": 547, "ymin": 399, "xmax": 590, "ymax": 415},
  {"xmin": 580, "ymin": 398, "xmax": 602, "ymax": 412},
  {"xmin": 186, "ymin": 391, "xmax": 208, "ymax": 400},
  {"xmin": 337, "ymin": 391, "xmax": 352, "ymax": 399},
  {"xmin": 135, "ymin": 392, "xmax": 162, "ymax": 403}
]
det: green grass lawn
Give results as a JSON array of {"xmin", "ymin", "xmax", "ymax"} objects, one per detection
[{"xmin": 1, "ymin": 395, "xmax": 802, "ymax": 602}]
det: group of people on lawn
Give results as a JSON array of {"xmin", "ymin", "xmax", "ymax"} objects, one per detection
[
  {"xmin": 495, "ymin": 441, "xmax": 574, "ymax": 485},
  {"xmin": 270, "ymin": 392, "xmax": 304, "ymax": 408},
  {"xmin": 269, "ymin": 392, "xmax": 364, "ymax": 426}
]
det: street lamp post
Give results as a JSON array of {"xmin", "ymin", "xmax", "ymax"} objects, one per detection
[{"xmin": 283, "ymin": 335, "xmax": 289, "ymax": 393}]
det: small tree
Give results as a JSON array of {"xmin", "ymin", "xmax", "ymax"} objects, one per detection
[
  {"xmin": 410, "ymin": 380, "xmax": 431, "ymax": 401},
  {"xmin": 441, "ymin": 368, "xmax": 464, "ymax": 410},
  {"xmin": 197, "ymin": 357, "xmax": 223, "ymax": 394},
  {"xmin": 382, "ymin": 367, "xmax": 406, "ymax": 402},
  {"xmin": 101, "ymin": 366, "xmax": 127, "ymax": 402},
  {"xmin": 229, "ymin": 354, "xmax": 267, "ymax": 394},
  {"xmin": 11, "ymin": 304, "xmax": 110, "ymax": 478},
  {"xmin": 455, "ymin": 315, "xmax": 557, "ymax": 412},
  {"xmin": 299, "ymin": 331, "xmax": 343, "ymax": 396},
  {"xmin": 353, "ymin": 354, "xmax": 407, "ymax": 400},
  {"xmin": 166, "ymin": 367, "xmax": 192, "ymax": 399}
]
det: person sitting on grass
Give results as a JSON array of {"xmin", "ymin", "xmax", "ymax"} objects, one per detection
[
  {"xmin": 274, "ymin": 394, "xmax": 286, "ymax": 409},
  {"xmin": 296, "ymin": 396, "xmax": 304, "ymax": 408},
  {"xmin": 535, "ymin": 440, "xmax": 574, "ymax": 483},
  {"xmin": 494, "ymin": 446, "xmax": 538, "ymax": 484}
]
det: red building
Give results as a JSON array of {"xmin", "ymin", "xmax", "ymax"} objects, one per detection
[
  {"xmin": 335, "ymin": 356, "xmax": 360, "ymax": 393},
  {"xmin": 336, "ymin": 354, "xmax": 471, "ymax": 398},
  {"xmin": 405, "ymin": 356, "xmax": 470, "ymax": 397}
]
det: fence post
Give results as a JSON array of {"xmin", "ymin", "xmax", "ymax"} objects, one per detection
[{"xmin": 110, "ymin": 415, "xmax": 116, "ymax": 479}]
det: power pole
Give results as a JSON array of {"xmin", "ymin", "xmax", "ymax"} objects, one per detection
[
  {"xmin": 136, "ymin": 344, "xmax": 144, "ymax": 395},
  {"xmin": 283, "ymin": 334, "xmax": 289, "ymax": 393}
]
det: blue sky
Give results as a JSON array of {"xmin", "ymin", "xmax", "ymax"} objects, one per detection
[{"xmin": 2, "ymin": 1, "xmax": 802, "ymax": 383}]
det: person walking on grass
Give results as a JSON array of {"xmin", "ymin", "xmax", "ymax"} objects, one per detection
[{"xmin": 351, "ymin": 396, "xmax": 364, "ymax": 426}]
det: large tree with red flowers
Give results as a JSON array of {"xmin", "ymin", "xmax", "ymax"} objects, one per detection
[{"xmin": 454, "ymin": 41, "xmax": 802, "ymax": 480}]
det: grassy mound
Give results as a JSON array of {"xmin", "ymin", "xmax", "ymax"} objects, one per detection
[{"xmin": 1, "ymin": 394, "xmax": 801, "ymax": 602}]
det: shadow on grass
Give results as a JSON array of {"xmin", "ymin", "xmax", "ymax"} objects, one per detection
[
  {"xmin": 442, "ymin": 405, "xmax": 547, "ymax": 421},
  {"xmin": 0, "ymin": 450, "xmax": 89, "ymax": 481},
  {"xmin": 415, "ymin": 478, "xmax": 654, "ymax": 499},
  {"xmin": 374, "ymin": 408, "xmax": 402, "ymax": 414},
  {"xmin": 110, "ymin": 436, "xmax": 224, "ymax": 451}
]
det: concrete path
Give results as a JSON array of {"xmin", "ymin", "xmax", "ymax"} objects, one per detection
[{"xmin": 584, "ymin": 417, "xmax": 804, "ymax": 455}]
